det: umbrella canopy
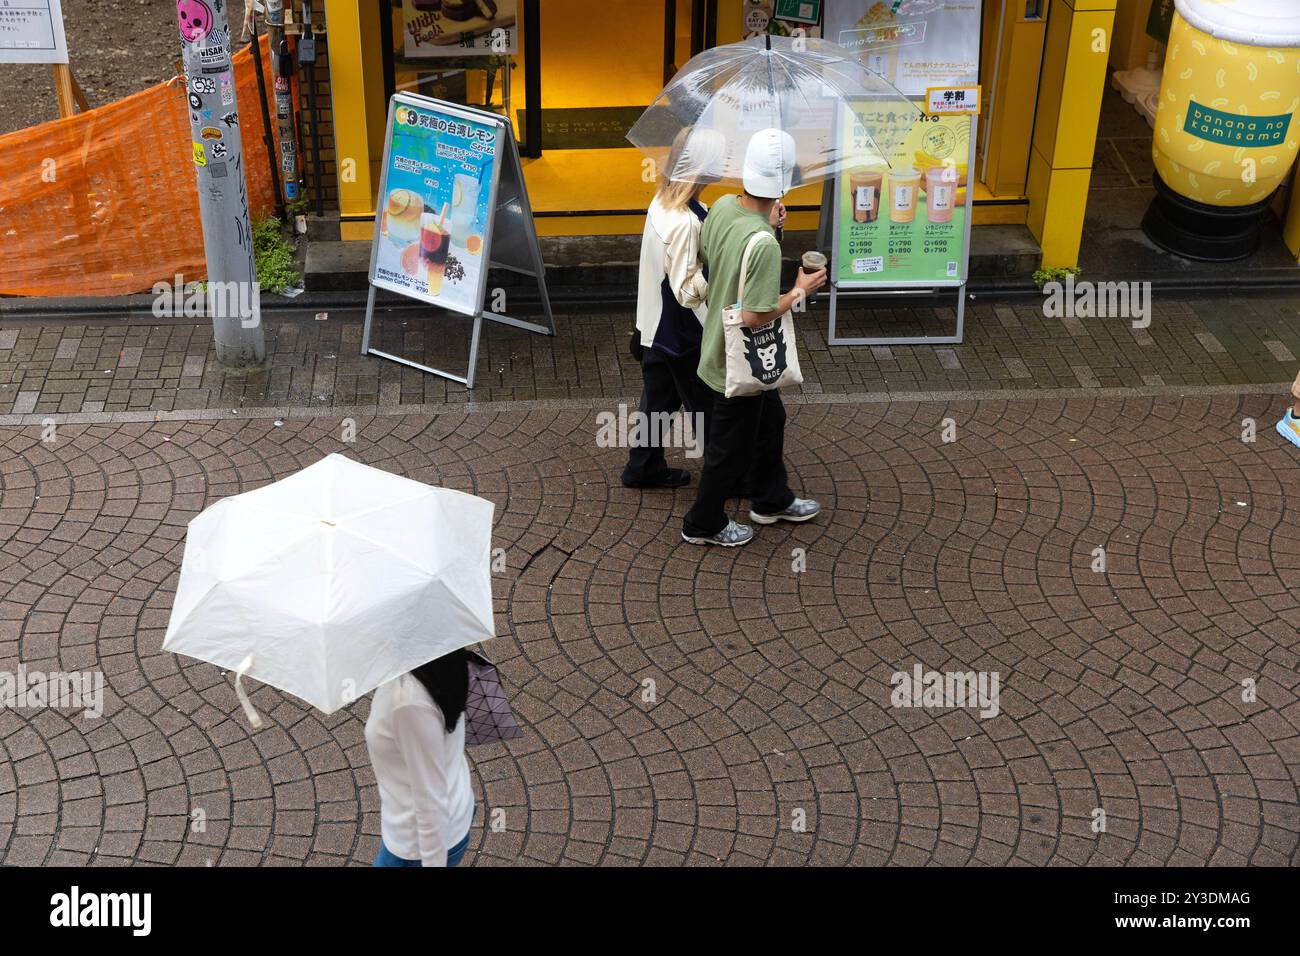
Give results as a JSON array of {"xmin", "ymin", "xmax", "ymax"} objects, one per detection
[
  {"xmin": 626, "ymin": 34, "xmax": 920, "ymax": 188},
  {"xmin": 163, "ymin": 453, "xmax": 496, "ymax": 717}
]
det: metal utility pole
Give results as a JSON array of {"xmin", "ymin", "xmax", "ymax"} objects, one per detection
[{"xmin": 178, "ymin": 0, "xmax": 266, "ymax": 367}]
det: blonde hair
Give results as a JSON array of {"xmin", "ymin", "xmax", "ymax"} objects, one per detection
[
  {"xmin": 656, "ymin": 128, "xmax": 708, "ymax": 211},
  {"xmin": 658, "ymin": 177, "xmax": 705, "ymax": 211}
]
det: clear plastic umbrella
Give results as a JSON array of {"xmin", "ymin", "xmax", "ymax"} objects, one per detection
[{"xmin": 627, "ymin": 34, "xmax": 920, "ymax": 188}]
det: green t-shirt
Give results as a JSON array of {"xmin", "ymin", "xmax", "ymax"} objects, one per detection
[{"xmin": 696, "ymin": 194, "xmax": 781, "ymax": 394}]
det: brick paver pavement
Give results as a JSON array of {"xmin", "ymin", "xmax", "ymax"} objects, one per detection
[
  {"xmin": 3, "ymin": 290, "xmax": 1300, "ymax": 415},
  {"xmin": 1, "ymin": 389, "xmax": 1297, "ymax": 865}
]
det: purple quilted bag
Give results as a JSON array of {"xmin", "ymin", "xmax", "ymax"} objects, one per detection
[{"xmin": 465, "ymin": 650, "xmax": 524, "ymax": 746}]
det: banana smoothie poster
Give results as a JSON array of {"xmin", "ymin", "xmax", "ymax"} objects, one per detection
[
  {"xmin": 835, "ymin": 109, "xmax": 970, "ymax": 285},
  {"xmin": 824, "ymin": 0, "xmax": 979, "ymax": 97},
  {"xmin": 372, "ymin": 100, "xmax": 499, "ymax": 316}
]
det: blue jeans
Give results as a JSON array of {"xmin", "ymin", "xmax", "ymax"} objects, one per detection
[{"xmin": 373, "ymin": 831, "xmax": 471, "ymax": 868}]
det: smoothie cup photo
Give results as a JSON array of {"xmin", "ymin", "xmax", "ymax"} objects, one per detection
[
  {"xmin": 889, "ymin": 168, "xmax": 921, "ymax": 223},
  {"xmin": 849, "ymin": 167, "xmax": 884, "ymax": 223},
  {"xmin": 924, "ymin": 165, "xmax": 959, "ymax": 223}
]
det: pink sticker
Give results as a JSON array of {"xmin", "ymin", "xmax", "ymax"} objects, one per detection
[{"xmin": 177, "ymin": 0, "xmax": 214, "ymax": 43}]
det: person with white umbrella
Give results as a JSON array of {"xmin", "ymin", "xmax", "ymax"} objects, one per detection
[
  {"xmin": 366, "ymin": 648, "xmax": 475, "ymax": 867},
  {"xmin": 162, "ymin": 453, "xmax": 499, "ymax": 867}
]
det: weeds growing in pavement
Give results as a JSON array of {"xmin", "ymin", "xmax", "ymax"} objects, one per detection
[
  {"xmin": 1032, "ymin": 266, "xmax": 1083, "ymax": 290},
  {"xmin": 253, "ymin": 218, "xmax": 299, "ymax": 293}
]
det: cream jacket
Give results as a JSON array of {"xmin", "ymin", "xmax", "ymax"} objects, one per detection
[{"xmin": 635, "ymin": 195, "xmax": 709, "ymax": 349}]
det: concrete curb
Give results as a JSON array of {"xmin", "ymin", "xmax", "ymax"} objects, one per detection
[
  {"xmin": 0, "ymin": 380, "xmax": 1289, "ymax": 429},
  {"xmin": 5, "ymin": 270, "xmax": 1300, "ymax": 323}
]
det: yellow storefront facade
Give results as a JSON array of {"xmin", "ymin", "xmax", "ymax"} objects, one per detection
[{"xmin": 313, "ymin": 0, "xmax": 1138, "ymax": 269}]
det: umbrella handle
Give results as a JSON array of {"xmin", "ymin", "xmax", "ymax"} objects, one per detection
[{"xmin": 235, "ymin": 655, "xmax": 265, "ymax": 730}]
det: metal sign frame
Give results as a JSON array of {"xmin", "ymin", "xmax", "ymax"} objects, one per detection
[
  {"xmin": 821, "ymin": 113, "xmax": 978, "ymax": 347},
  {"xmin": 361, "ymin": 92, "xmax": 554, "ymax": 388}
]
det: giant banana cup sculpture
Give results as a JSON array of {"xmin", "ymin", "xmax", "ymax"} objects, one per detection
[{"xmin": 1143, "ymin": 0, "xmax": 1300, "ymax": 261}]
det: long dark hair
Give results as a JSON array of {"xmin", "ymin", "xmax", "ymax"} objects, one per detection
[{"xmin": 411, "ymin": 649, "xmax": 469, "ymax": 734}]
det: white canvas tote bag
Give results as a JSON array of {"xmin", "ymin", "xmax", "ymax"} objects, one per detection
[{"xmin": 722, "ymin": 231, "xmax": 803, "ymax": 398}]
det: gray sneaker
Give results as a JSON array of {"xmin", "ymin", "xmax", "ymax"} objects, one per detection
[
  {"xmin": 681, "ymin": 520, "xmax": 754, "ymax": 547},
  {"xmin": 750, "ymin": 498, "xmax": 821, "ymax": 525}
]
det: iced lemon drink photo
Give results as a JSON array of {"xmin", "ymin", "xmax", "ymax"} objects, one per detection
[
  {"xmin": 450, "ymin": 172, "xmax": 481, "ymax": 247},
  {"xmin": 420, "ymin": 212, "xmax": 450, "ymax": 295},
  {"xmin": 381, "ymin": 187, "xmax": 423, "ymax": 248}
]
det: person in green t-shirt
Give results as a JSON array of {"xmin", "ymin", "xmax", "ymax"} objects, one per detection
[{"xmin": 681, "ymin": 128, "xmax": 827, "ymax": 548}]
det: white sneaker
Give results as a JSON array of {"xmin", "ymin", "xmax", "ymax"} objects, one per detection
[
  {"xmin": 750, "ymin": 498, "xmax": 821, "ymax": 525},
  {"xmin": 681, "ymin": 520, "xmax": 754, "ymax": 547}
]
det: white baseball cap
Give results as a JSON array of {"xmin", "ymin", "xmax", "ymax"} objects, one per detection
[{"xmin": 742, "ymin": 128, "xmax": 797, "ymax": 199}]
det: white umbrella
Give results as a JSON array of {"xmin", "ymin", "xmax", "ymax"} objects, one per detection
[{"xmin": 163, "ymin": 453, "xmax": 495, "ymax": 725}]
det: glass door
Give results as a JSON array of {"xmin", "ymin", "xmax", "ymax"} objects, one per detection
[
  {"xmin": 518, "ymin": 0, "xmax": 706, "ymax": 156},
  {"xmin": 382, "ymin": 0, "xmax": 516, "ymax": 117}
]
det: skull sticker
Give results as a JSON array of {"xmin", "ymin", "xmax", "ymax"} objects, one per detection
[{"xmin": 177, "ymin": 0, "xmax": 215, "ymax": 43}]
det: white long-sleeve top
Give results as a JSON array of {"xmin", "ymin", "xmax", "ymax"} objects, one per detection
[
  {"xmin": 635, "ymin": 194, "xmax": 709, "ymax": 348},
  {"xmin": 365, "ymin": 673, "xmax": 474, "ymax": 867}
]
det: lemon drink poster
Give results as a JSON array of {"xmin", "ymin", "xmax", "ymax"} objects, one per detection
[
  {"xmin": 371, "ymin": 98, "xmax": 501, "ymax": 316},
  {"xmin": 835, "ymin": 109, "xmax": 972, "ymax": 285}
]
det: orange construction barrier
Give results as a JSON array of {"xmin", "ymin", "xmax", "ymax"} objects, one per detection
[{"xmin": 0, "ymin": 37, "xmax": 290, "ymax": 298}]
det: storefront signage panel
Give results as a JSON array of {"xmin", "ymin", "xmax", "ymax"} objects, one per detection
[
  {"xmin": 824, "ymin": 0, "xmax": 978, "ymax": 97},
  {"xmin": 401, "ymin": 0, "xmax": 518, "ymax": 58}
]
